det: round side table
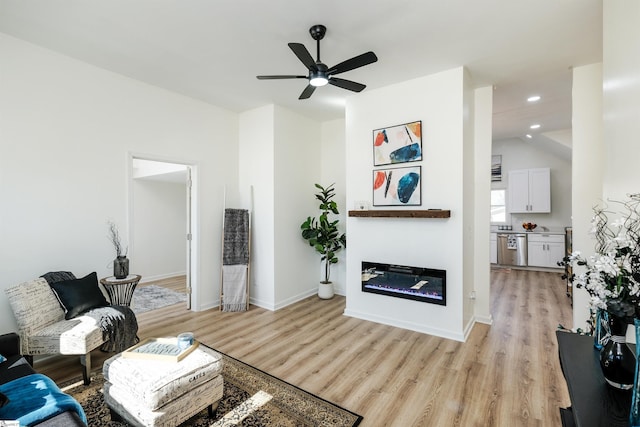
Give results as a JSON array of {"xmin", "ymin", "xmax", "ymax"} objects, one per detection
[{"xmin": 100, "ymin": 274, "xmax": 141, "ymax": 306}]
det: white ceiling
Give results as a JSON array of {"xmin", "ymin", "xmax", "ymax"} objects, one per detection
[{"xmin": 0, "ymin": 0, "xmax": 602, "ymax": 142}]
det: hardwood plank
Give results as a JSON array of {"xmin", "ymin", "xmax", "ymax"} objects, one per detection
[{"xmin": 35, "ymin": 269, "xmax": 572, "ymax": 426}]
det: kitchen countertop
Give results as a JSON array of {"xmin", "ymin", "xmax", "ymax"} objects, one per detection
[{"xmin": 491, "ymin": 229, "xmax": 566, "ymax": 235}]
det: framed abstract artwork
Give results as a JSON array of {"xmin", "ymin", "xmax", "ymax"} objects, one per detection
[
  {"xmin": 372, "ymin": 166, "xmax": 421, "ymax": 206},
  {"xmin": 373, "ymin": 120, "xmax": 422, "ymax": 166},
  {"xmin": 491, "ymin": 155, "xmax": 502, "ymax": 182}
]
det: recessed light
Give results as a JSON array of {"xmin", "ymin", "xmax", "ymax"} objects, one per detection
[
  {"xmin": 530, "ymin": 124, "xmax": 541, "ymax": 129},
  {"xmin": 526, "ymin": 134, "xmax": 533, "ymax": 139},
  {"xmin": 527, "ymin": 95, "xmax": 541, "ymax": 102}
]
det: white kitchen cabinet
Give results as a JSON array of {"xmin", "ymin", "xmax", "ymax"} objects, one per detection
[
  {"xmin": 527, "ymin": 233, "xmax": 564, "ymax": 268},
  {"xmin": 490, "ymin": 233, "xmax": 497, "ymax": 264},
  {"xmin": 508, "ymin": 168, "xmax": 550, "ymax": 213}
]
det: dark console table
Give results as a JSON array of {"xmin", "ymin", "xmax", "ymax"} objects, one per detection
[{"xmin": 556, "ymin": 330, "xmax": 633, "ymax": 427}]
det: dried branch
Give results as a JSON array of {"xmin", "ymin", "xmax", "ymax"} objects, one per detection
[{"xmin": 107, "ymin": 221, "xmax": 127, "ymax": 257}]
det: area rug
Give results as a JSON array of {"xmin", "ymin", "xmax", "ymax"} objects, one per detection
[
  {"xmin": 131, "ymin": 285, "xmax": 187, "ymax": 314},
  {"xmin": 61, "ymin": 350, "xmax": 363, "ymax": 426}
]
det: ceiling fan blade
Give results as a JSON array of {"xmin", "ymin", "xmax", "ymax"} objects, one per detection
[
  {"xmin": 328, "ymin": 77, "xmax": 366, "ymax": 92},
  {"xmin": 327, "ymin": 51, "xmax": 378, "ymax": 75},
  {"xmin": 256, "ymin": 75, "xmax": 307, "ymax": 80},
  {"xmin": 288, "ymin": 43, "xmax": 318, "ymax": 71},
  {"xmin": 299, "ymin": 84, "xmax": 316, "ymax": 99}
]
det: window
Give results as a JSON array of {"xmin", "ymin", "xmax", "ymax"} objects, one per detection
[{"xmin": 491, "ymin": 189, "xmax": 506, "ymax": 223}]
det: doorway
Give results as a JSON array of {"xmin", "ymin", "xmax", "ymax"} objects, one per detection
[{"xmin": 129, "ymin": 157, "xmax": 194, "ymax": 310}]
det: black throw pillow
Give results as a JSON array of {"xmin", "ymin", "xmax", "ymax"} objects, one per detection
[{"xmin": 49, "ymin": 272, "xmax": 108, "ymax": 319}]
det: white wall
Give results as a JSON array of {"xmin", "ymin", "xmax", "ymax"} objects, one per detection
[
  {"xmin": 571, "ymin": 63, "xmax": 604, "ymax": 331},
  {"xmin": 492, "ymin": 138, "xmax": 572, "ymax": 230},
  {"xmin": 273, "ymin": 105, "xmax": 322, "ymax": 306},
  {"xmin": 238, "ymin": 104, "xmax": 321, "ymax": 310},
  {"xmin": 132, "ymin": 178, "xmax": 187, "ymax": 281},
  {"xmin": 321, "ymin": 119, "xmax": 347, "ymax": 295},
  {"xmin": 462, "ymin": 69, "xmax": 476, "ymax": 332},
  {"xmin": 239, "ymin": 106, "xmax": 276, "ymax": 309},
  {"xmin": 344, "ymin": 68, "xmax": 468, "ymax": 341},
  {"xmin": 571, "ymin": 1, "xmax": 640, "ymax": 330},
  {"xmin": 471, "ymin": 86, "xmax": 494, "ymax": 326},
  {"xmin": 602, "ymin": 1, "xmax": 640, "ymax": 200},
  {"xmin": 0, "ymin": 34, "xmax": 238, "ymax": 331}
]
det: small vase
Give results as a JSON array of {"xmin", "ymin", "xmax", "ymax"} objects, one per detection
[
  {"xmin": 113, "ymin": 256, "xmax": 129, "ymax": 279},
  {"xmin": 600, "ymin": 314, "xmax": 635, "ymax": 390}
]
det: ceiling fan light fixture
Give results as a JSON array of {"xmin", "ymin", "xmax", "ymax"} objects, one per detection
[
  {"xmin": 310, "ymin": 75, "xmax": 328, "ymax": 87},
  {"xmin": 257, "ymin": 24, "xmax": 377, "ymax": 99}
]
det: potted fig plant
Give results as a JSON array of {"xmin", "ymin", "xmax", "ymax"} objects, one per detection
[{"xmin": 300, "ymin": 183, "xmax": 346, "ymax": 299}]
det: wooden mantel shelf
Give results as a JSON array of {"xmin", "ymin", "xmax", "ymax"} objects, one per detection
[{"xmin": 348, "ymin": 209, "xmax": 451, "ymax": 218}]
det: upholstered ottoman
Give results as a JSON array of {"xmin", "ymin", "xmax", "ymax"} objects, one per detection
[{"xmin": 102, "ymin": 342, "xmax": 223, "ymax": 427}]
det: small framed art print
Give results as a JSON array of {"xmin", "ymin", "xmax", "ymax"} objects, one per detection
[
  {"xmin": 373, "ymin": 121, "xmax": 422, "ymax": 166},
  {"xmin": 372, "ymin": 166, "xmax": 421, "ymax": 206}
]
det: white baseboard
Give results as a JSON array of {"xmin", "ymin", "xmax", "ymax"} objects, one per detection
[
  {"xmin": 343, "ymin": 308, "xmax": 466, "ymax": 342},
  {"xmin": 474, "ymin": 314, "xmax": 493, "ymax": 325},
  {"xmin": 248, "ymin": 288, "xmax": 318, "ymax": 311},
  {"xmin": 461, "ymin": 314, "xmax": 493, "ymax": 341},
  {"xmin": 197, "ymin": 300, "xmax": 219, "ymax": 311},
  {"xmin": 195, "ymin": 287, "xmax": 345, "ymax": 313},
  {"xmin": 139, "ymin": 271, "xmax": 186, "ymax": 284}
]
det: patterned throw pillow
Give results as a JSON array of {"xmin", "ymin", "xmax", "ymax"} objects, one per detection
[{"xmin": 40, "ymin": 271, "xmax": 77, "ymax": 284}]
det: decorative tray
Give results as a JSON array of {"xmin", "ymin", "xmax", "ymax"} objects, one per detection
[{"xmin": 122, "ymin": 337, "xmax": 199, "ymax": 362}]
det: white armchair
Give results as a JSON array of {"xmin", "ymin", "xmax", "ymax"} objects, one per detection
[{"xmin": 5, "ymin": 278, "xmax": 106, "ymax": 384}]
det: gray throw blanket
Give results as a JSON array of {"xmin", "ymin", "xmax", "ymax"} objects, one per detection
[
  {"xmin": 84, "ymin": 306, "xmax": 138, "ymax": 352},
  {"xmin": 223, "ymin": 208, "xmax": 250, "ymax": 265},
  {"xmin": 222, "ymin": 265, "xmax": 248, "ymax": 312}
]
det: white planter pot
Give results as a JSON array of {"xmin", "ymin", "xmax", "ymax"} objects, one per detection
[{"xmin": 318, "ymin": 282, "xmax": 334, "ymax": 299}]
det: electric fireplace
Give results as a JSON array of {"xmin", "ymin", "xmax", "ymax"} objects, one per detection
[{"xmin": 361, "ymin": 261, "xmax": 446, "ymax": 306}]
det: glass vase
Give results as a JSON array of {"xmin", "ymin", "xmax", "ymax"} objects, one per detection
[
  {"xmin": 113, "ymin": 256, "xmax": 129, "ymax": 279},
  {"xmin": 630, "ymin": 318, "xmax": 640, "ymax": 427}
]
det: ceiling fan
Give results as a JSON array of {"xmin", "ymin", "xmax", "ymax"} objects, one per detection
[{"xmin": 257, "ymin": 24, "xmax": 378, "ymax": 100}]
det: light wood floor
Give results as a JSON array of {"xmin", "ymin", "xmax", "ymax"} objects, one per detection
[
  {"xmin": 137, "ymin": 275, "xmax": 187, "ymax": 293},
  {"xmin": 37, "ymin": 268, "xmax": 573, "ymax": 426}
]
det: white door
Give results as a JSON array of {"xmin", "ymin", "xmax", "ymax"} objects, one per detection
[{"xmin": 185, "ymin": 167, "xmax": 193, "ymax": 310}]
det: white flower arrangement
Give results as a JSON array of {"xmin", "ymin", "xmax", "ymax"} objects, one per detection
[{"xmin": 570, "ymin": 195, "xmax": 640, "ymax": 320}]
